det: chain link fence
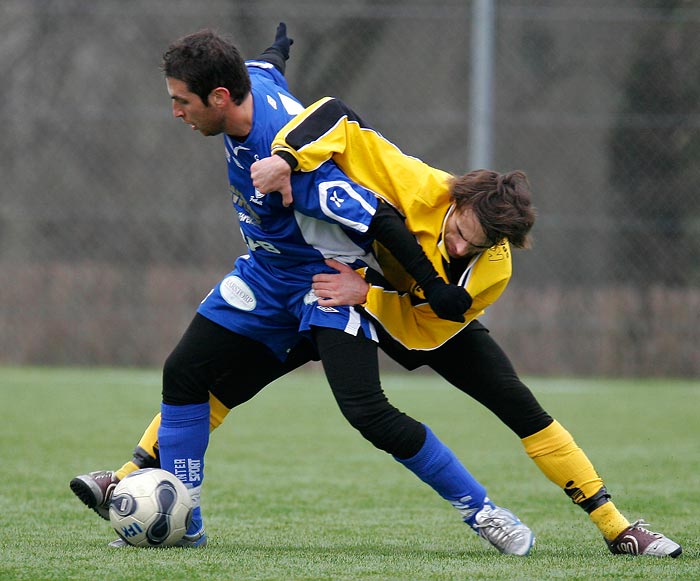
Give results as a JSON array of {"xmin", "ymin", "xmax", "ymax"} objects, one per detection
[{"xmin": 2, "ymin": 0, "xmax": 699, "ymax": 376}]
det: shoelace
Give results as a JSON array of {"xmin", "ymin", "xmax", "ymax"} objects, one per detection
[{"xmin": 626, "ymin": 519, "xmax": 665, "ymax": 540}]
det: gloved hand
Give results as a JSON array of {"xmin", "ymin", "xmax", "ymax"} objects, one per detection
[
  {"xmin": 422, "ymin": 278, "xmax": 472, "ymax": 323},
  {"xmin": 273, "ymin": 22, "xmax": 294, "ymax": 60}
]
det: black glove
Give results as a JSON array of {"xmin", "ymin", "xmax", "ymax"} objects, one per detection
[
  {"xmin": 272, "ymin": 22, "xmax": 294, "ymax": 61},
  {"xmin": 422, "ymin": 278, "xmax": 472, "ymax": 323}
]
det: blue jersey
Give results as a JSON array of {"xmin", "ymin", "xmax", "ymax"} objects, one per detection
[
  {"xmin": 225, "ymin": 63, "xmax": 378, "ymax": 268},
  {"xmin": 197, "ymin": 61, "xmax": 380, "ymax": 359}
]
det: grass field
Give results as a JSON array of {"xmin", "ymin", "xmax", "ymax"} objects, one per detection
[{"xmin": 0, "ymin": 366, "xmax": 698, "ymax": 580}]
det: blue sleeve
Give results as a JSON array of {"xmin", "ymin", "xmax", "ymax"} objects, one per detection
[
  {"xmin": 290, "ymin": 160, "xmax": 378, "ymax": 234},
  {"xmin": 246, "ymin": 61, "xmax": 290, "ymax": 92}
]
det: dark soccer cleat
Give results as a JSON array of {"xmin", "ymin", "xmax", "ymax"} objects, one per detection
[
  {"xmin": 607, "ymin": 519, "xmax": 682, "ymax": 557},
  {"xmin": 69, "ymin": 470, "xmax": 119, "ymax": 520}
]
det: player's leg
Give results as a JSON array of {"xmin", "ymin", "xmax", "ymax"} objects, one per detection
[
  {"xmin": 118, "ymin": 335, "xmax": 316, "ymax": 481},
  {"xmin": 419, "ymin": 321, "xmax": 681, "ymax": 557},
  {"xmin": 312, "ymin": 324, "xmax": 534, "ymax": 556},
  {"xmin": 115, "ymin": 390, "xmax": 230, "ymax": 480},
  {"xmin": 69, "ymin": 391, "xmax": 230, "ymax": 521},
  {"xmin": 70, "ymin": 314, "xmax": 316, "ymax": 536},
  {"xmin": 159, "ymin": 314, "xmax": 317, "ymax": 546}
]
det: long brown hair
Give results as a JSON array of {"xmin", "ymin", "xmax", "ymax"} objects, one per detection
[{"xmin": 450, "ymin": 169, "xmax": 536, "ymax": 249}]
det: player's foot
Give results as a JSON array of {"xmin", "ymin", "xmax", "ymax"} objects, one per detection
[
  {"xmin": 607, "ymin": 519, "xmax": 682, "ymax": 557},
  {"xmin": 471, "ymin": 504, "xmax": 535, "ymax": 556},
  {"xmin": 107, "ymin": 529, "xmax": 207, "ymax": 548},
  {"xmin": 69, "ymin": 470, "xmax": 119, "ymax": 520},
  {"xmin": 175, "ymin": 527, "xmax": 207, "ymax": 548}
]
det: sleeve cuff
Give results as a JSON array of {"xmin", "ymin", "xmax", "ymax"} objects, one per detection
[{"xmin": 274, "ymin": 150, "xmax": 298, "ymax": 170}]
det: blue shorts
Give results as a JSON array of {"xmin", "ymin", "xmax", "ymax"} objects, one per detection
[{"xmin": 197, "ymin": 255, "xmax": 377, "ymax": 360}]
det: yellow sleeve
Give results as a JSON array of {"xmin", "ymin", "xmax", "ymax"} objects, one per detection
[
  {"xmin": 271, "ymin": 97, "xmax": 352, "ymax": 171},
  {"xmin": 271, "ymin": 97, "xmax": 453, "ymax": 219}
]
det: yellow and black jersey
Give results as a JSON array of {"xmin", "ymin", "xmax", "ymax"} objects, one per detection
[{"xmin": 272, "ymin": 97, "xmax": 512, "ymax": 349}]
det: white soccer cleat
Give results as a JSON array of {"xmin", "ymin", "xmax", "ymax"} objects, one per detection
[
  {"xmin": 471, "ymin": 504, "xmax": 535, "ymax": 556},
  {"xmin": 108, "ymin": 528, "xmax": 207, "ymax": 548}
]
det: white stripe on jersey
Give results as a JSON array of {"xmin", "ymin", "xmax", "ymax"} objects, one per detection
[
  {"xmin": 457, "ymin": 253, "xmax": 481, "ymax": 288},
  {"xmin": 318, "ymin": 180, "xmax": 376, "ymax": 233},
  {"xmin": 344, "ymin": 306, "xmax": 362, "ymax": 335},
  {"xmin": 293, "ymin": 211, "xmax": 381, "ymax": 271},
  {"xmin": 343, "ymin": 308, "xmax": 378, "ymax": 341}
]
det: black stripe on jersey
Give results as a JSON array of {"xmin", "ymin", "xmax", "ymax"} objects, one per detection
[{"xmin": 285, "ymin": 98, "xmax": 372, "ymax": 150}]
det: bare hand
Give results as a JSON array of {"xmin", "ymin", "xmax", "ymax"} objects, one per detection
[
  {"xmin": 250, "ymin": 155, "xmax": 294, "ymax": 207},
  {"xmin": 312, "ymin": 259, "xmax": 369, "ymax": 306}
]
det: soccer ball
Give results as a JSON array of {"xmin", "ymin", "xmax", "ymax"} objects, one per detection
[{"xmin": 109, "ymin": 468, "xmax": 193, "ymax": 547}]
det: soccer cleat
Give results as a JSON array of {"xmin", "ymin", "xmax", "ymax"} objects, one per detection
[
  {"xmin": 174, "ymin": 527, "xmax": 208, "ymax": 548},
  {"xmin": 107, "ymin": 529, "xmax": 207, "ymax": 548},
  {"xmin": 69, "ymin": 470, "xmax": 119, "ymax": 521},
  {"xmin": 471, "ymin": 504, "xmax": 535, "ymax": 556},
  {"xmin": 607, "ymin": 519, "xmax": 682, "ymax": 557},
  {"xmin": 107, "ymin": 538, "xmax": 128, "ymax": 548}
]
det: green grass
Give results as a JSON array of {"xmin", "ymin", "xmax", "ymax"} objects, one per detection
[{"xmin": 0, "ymin": 366, "xmax": 698, "ymax": 580}]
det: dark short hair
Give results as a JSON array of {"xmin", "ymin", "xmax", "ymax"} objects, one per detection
[
  {"xmin": 162, "ymin": 29, "xmax": 251, "ymax": 106},
  {"xmin": 450, "ymin": 169, "xmax": 536, "ymax": 248}
]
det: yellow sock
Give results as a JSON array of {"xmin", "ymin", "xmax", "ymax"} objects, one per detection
[
  {"xmin": 115, "ymin": 413, "xmax": 162, "ymax": 480},
  {"xmin": 589, "ymin": 501, "xmax": 630, "ymax": 541},
  {"xmin": 209, "ymin": 392, "xmax": 230, "ymax": 431},
  {"xmin": 522, "ymin": 420, "xmax": 629, "ymax": 539},
  {"xmin": 114, "ymin": 460, "xmax": 140, "ymax": 481}
]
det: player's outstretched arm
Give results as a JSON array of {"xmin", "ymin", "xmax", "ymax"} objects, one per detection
[{"xmin": 256, "ymin": 22, "xmax": 294, "ymax": 74}]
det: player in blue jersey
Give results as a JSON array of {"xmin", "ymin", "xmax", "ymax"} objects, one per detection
[{"xmin": 71, "ymin": 25, "xmax": 534, "ymax": 554}]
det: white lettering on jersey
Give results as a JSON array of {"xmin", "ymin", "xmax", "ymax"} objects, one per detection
[
  {"xmin": 219, "ymin": 275, "xmax": 256, "ymax": 311},
  {"xmin": 267, "ymin": 94, "xmax": 278, "ymax": 109},
  {"xmin": 238, "ymin": 212, "xmax": 256, "ymax": 224},
  {"xmin": 249, "ymin": 189, "xmax": 266, "ymax": 206},
  {"xmin": 246, "ymin": 236, "xmax": 282, "ymax": 254}
]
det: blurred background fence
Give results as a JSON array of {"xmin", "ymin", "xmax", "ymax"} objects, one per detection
[{"xmin": 2, "ymin": 0, "xmax": 699, "ymax": 376}]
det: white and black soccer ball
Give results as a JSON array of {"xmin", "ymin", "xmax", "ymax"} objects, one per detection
[{"xmin": 109, "ymin": 468, "xmax": 193, "ymax": 547}]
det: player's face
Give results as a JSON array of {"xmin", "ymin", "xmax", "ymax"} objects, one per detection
[
  {"xmin": 166, "ymin": 77, "xmax": 226, "ymax": 137},
  {"xmin": 444, "ymin": 205, "xmax": 493, "ymax": 258}
]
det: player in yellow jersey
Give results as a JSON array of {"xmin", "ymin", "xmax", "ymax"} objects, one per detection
[{"xmin": 246, "ymin": 96, "xmax": 682, "ymax": 558}]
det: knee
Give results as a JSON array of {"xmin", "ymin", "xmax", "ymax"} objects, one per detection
[
  {"xmin": 339, "ymin": 401, "xmax": 424, "ymax": 457},
  {"xmin": 161, "ymin": 347, "xmax": 208, "ymax": 406}
]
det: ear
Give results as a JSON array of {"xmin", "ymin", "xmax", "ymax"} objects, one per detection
[{"xmin": 209, "ymin": 87, "xmax": 231, "ymax": 108}]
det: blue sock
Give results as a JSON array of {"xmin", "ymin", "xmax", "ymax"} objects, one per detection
[
  {"xmin": 394, "ymin": 424, "xmax": 491, "ymax": 527},
  {"xmin": 159, "ymin": 402, "xmax": 210, "ymax": 535}
]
